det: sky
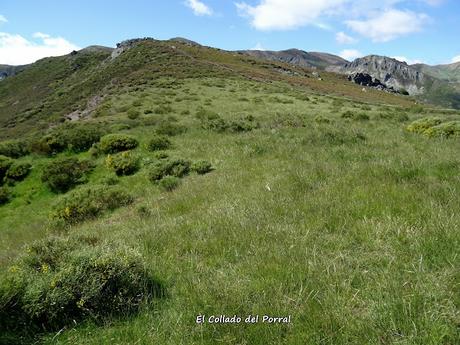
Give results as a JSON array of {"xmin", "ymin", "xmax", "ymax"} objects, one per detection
[{"xmin": 0, "ymin": 0, "xmax": 459, "ymax": 66}]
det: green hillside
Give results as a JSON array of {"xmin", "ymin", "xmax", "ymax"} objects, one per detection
[{"xmin": 0, "ymin": 39, "xmax": 459, "ymax": 345}]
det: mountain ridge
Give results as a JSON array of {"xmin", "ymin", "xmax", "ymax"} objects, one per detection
[{"xmin": 1, "ymin": 37, "xmax": 459, "ymax": 108}]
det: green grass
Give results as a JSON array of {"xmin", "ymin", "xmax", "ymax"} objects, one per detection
[{"xmin": 0, "ymin": 49, "xmax": 459, "ymax": 344}]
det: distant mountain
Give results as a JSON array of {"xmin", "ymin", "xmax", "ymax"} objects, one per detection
[
  {"xmin": 412, "ymin": 62, "xmax": 460, "ymax": 86},
  {"xmin": 239, "ymin": 49, "xmax": 348, "ymax": 70},
  {"xmin": 0, "ymin": 64, "xmax": 28, "ymax": 81}
]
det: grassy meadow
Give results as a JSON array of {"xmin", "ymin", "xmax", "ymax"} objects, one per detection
[{"xmin": 0, "ymin": 41, "xmax": 459, "ymax": 345}]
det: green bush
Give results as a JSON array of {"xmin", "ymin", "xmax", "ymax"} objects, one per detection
[
  {"xmin": 5, "ymin": 162, "xmax": 31, "ymax": 183},
  {"xmin": 158, "ymin": 176, "xmax": 181, "ymax": 191},
  {"xmin": 148, "ymin": 158, "xmax": 191, "ymax": 182},
  {"xmin": 105, "ymin": 151, "xmax": 140, "ymax": 176},
  {"xmin": 51, "ymin": 185, "xmax": 133, "ymax": 224},
  {"xmin": 147, "ymin": 135, "xmax": 171, "ymax": 151},
  {"xmin": 156, "ymin": 120, "xmax": 186, "ymax": 136},
  {"xmin": 424, "ymin": 121, "xmax": 460, "ymax": 138},
  {"xmin": 191, "ymin": 160, "xmax": 213, "ymax": 175},
  {"xmin": 0, "ymin": 140, "xmax": 30, "ymax": 158},
  {"xmin": 406, "ymin": 117, "xmax": 443, "ymax": 134},
  {"xmin": 0, "ymin": 236, "xmax": 161, "ymax": 333},
  {"xmin": 32, "ymin": 124, "xmax": 105, "ymax": 155},
  {"xmin": 378, "ymin": 112, "xmax": 409, "ymax": 122},
  {"xmin": 42, "ymin": 157, "xmax": 94, "ymax": 193},
  {"xmin": 154, "ymin": 105, "xmax": 173, "ymax": 115},
  {"xmin": 305, "ymin": 127, "xmax": 367, "ymax": 146},
  {"xmin": 228, "ymin": 115, "xmax": 258, "ymax": 132},
  {"xmin": 201, "ymin": 113, "xmax": 257, "ymax": 133},
  {"xmin": 314, "ymin": 115, "xmax": 331, "ymax": 124},
  {"xmin": 100, "ymin": 134, "xmax": 139, "ymax": 153},
  {"xmin": 0, "ymin": 186, "xmax": 11, "ymax": 205},
  {"xmin": 110, "ymin": 123, "xmax": 131, "ymax": 132},
  {"xmin": 127, "ymin": 109, "xmax": 140, "ymax": 119},
  {"xmin": 341, "ymin": 111, "xmax": 370, "ymax": 121},
  {"xmin": 0, "ymin": 155, "xmax": 13, "ymax": 183}
]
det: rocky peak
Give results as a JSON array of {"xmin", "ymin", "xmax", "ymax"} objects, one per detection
[
  {"xmin": 328, "ymin": 55, "xmax": 428, "ymax": 95},
  {"xmin": 111, "ymin": 37, "xmax": 156, "ymax": 59}
]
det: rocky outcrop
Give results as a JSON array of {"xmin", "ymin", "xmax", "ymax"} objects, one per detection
[
  {"xmin": 348, "ymin": 73, "xmax": 399, "ymax": 93},
  {"xmin": 328, "ymin": 55, "xmax": 427, "ymax": 95},
  {"xmin": 111, "ymin": 38, "xmax": 156, "ymax": 59}
]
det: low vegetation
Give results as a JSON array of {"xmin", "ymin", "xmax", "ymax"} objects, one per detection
[
  {"xmin": 42, "ymin": 157, "xmax": 94, "ymax": 193},
  {"xmin": 0, "ymin": 40, "xmax": 458, "ymax": 344},
  {"xmin": 99, "ymin": 134, "xmax": 139, "ymax": 153},
  {"xmin": 0, "ymin": 236, "xmax": 162, "ymax": 340},
  {"xmin": 51, "ymin": 184, "xmax": 133, "ymax": 224}
]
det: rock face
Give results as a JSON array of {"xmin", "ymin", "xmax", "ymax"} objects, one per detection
[
  {"xmin": 240, "ymin": 49, "xmax": 348, "ymax": 70},
  {"xmin": 347, "ymin": 73, "xmax": 399, "ymax": 93},
  {"xmin": 328, "ymin": 55, "xmax": 427, "ymax": 95}
]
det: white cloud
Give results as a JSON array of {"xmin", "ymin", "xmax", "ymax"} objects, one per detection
[
  {"xmin": 0, "ymin": 32, "xmax": 80, "ymax": 65},
  {"xmin": 235, "ymin": 1, "xmax": 435, "ymax": 45},
  {"xmin": 250, "ymin": 42, "xmax": 266, "ymax": 51},
  {"xmin": 452, "ymin": 55, "xmax": 460, "ymax": 63},
  {"xmin": 0, "ymin": 15, "xmax": 7, "ymax": 23},
  {"xmin": 236, "ymin": 0, "xmax": 347, "ymax": 31},
  {"xmin": 184, "ymin": 0, "xmax": 213, "ymax": 16},
  {"xmin": 346, "ymin": 9, "xmax": 428, "ymax": 42},
  {"xmin": 336, "ymin": 31, "xmax": 357, "ymax": 44},
  {"xmin": 392, "ymin": 56, "xmax": 424, "ymax": 65},
  {"xmin": 339, "ymin": 49, "xmax": 363, "ymax": 61}
]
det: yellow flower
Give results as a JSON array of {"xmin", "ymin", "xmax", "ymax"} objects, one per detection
[
  {"xmin": 41, "ymin": 264, "xmax": 49, "ymax": 273},
  {"xmin": 9, "ymin": 265, "xmax": 20, "ymax": 273},
  {"xmin": 76, "ymin": 299, "xmax": 85, "ymax": 308}
]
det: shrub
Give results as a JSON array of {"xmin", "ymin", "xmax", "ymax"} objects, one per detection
[
  {"xmin": 127, "ymin": 109, "xmax": 140, "ymax": 119},
  {"xmin": 5, "ymin": 162, "xmax": 31, "ymax": 183},
  {"xmin": 0, "ymin": 236, "xmax": 161, "ymax": 333},
  {"xmin": 305, "ymin": 127, "xmax": 367, "ymax": 146},
  {"xmin": 378, "ymin": 112, "xmax": 409, "ymax": 122},
  {"xmin": 195, "ymin": 107, "xmax": 219, "ymax": 121},
  {"xmin": 32, "ymin": 124, "xmax": 105, "ymax": 155},
  {"xmin": 110, "ymin": 123, "xmax": 131, "ymax": 132},
  {"xmin": 0, "ymin": 155, "xmax": 13, "ymax": 183},
  {"xmin": 201, "ymin": 113, "xmax": 257, "ymax": 133},
  {"xmin": 406, "ymin": 117, "xmax": 443, "ymax": 134},
  {"xmin": 156, "ymin": 120, "xmax": 186, "ymax": 136},
  {"xmin": 100, "ymin": 134, "xmax": 139, "ymax": 153},
  {"xmin": 314, "ymin": 115, "xmax": 331, "ymax": 124},
  {"xmin": 147, "ymin": 135, "xmax": 171, "ymax": 151},
  {"xmin": 0, "ymin": 186, "xmax": 11, "ymax": 205},
  {"xmin": 148, "ymin": 159, "xmax": 191, "ymax": 182},
  {"xmin": 424, "ymin": 121, "xmax": 460, "ymax": 138},
  {"xmin": 42, "ymin": 157, "xmax": 94, "ymax": 193},
  {"xmin": 51, "ymin": 185, "xmax": 133, "ymax": 224},
  {"xmin": 158, "ymin": 176, "xmax": 181, "ymax": 191},
  {"xmin": 191, "ymin": 160, "xmax": 213, "ymax": 175},
  {"xmin": 154, "ymin": 105, "xmax": 173, "ymax": 115},
  {"xmin": 341, "ymin": 111, "xmax": 370, "ymax": 121},
  {"xmin": 105, "ymin": 151, "xmax": 140, "ymax": 176},
  {"xmin": 228, "ymin": 115, "xmax": 258, "ymax": 132},
  {"xmin": 0, "ymin": 140, "xmax": 30, "ymax": 158}
]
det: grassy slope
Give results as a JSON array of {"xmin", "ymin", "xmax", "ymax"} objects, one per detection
[
  {"xmin": 0, "ymin": 41, "xmax": 459, "ymax": 344},
  {"xmin": 0, "ymin": 40, "xmax": 416, "ymax": 140}
]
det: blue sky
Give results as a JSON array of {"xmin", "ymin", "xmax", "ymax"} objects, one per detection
[{"xmin": 0, "ymin": 0, "xmax": 459, "ymax": 65}]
